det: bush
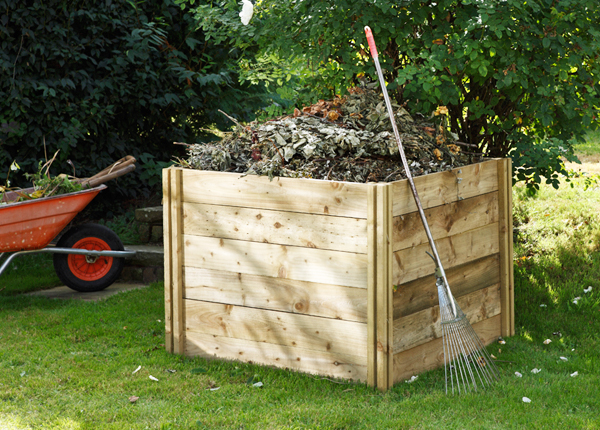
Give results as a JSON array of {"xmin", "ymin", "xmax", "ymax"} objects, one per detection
[
  {"xmin": 0, "ymin": 0, "xmax": 268, "ymax": 202},
  {"xmin": 186, "ymin": 0, "xmax": 600, "ymax": 189}
]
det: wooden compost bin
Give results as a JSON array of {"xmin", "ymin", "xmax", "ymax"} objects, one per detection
[{"xmin": 163, "ymin": 158, "xmax": 514, "ymax": 391}]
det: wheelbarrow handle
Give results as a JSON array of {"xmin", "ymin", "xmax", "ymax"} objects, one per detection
[
  {"xmin": 80, "ymin": 163, "xmax": 136, "ymax": 188},
  {"xmin": 88, "ymin": 155, "xmax": 136, "ymax": 181}
]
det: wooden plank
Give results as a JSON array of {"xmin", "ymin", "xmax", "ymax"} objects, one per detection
[
  {"xmin": 392, "ymin": 223, "xmax": 500, "ymax": 286},
  {"xmin": 183, "ymin": 202, "xmax": 367, "ymax": 254},
  {"xmin": 182, "ymin": 235, "xmax": 368, "ymax": 289},
  {"xmin": 392, "ymin": 160, "xmax": 499, "ymax": 216},
  {"xmin": 162, "ymin": 168, "xmax": 173, "ymax": 353},
  {"xmin": 367, "ymin": 185, "xmax": 377, "ymax": 387},
  {"xmin": 393, "ymin": 283, "xmax": 501, "ymax": 353},
  {"xmin": 392, "ymin": 314, "xmax": 502, "ymax": 384},
  {"xmin": 393, "ymin": 192, "xmax": 499, "ymax": 251},
  {"xmin": 375, "ymin": 184, "xmax": 393, "ymax": 391},
  {"xmin": 170, "ymin": 168, "xmax": 185, "ymax": 354},
  {"xmin": 185, "ymin": 331, "xmax": 367, "ymax": 382},
  {"xmin": 179, "ymin": 168, "xmax": 369, "ymax": 218},
  {"xmin": 393, "ymin": 254, "xmax": 500, "ymax": 319},
  {"xmin": 184, "ymin": 267, "xmax": 368, "ymax": 322},
  {"xmin": 497, "ymin": 158, "xmax": 515, "ymax": 337},
  {"xmin": 184, "ymin": 300, "xmax": 367, "ymax": 359}
]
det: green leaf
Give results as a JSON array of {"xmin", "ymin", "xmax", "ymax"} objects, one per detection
[
  {"xmin": 542, "ymin": 37, "xmax": 551, "ymax": 48},
  {"xmin": 479, "ymin": 65, "xmax": 488, "ymax": 77}
]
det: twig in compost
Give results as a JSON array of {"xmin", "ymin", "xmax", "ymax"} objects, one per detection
[{"xmin": 218, "ymin": 109, "xmax": 244, "ymax": 130}]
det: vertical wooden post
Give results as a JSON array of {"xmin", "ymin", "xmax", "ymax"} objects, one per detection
[
  {"xmin": 162, "ymin": 169, "xmax": 173, "ymax": 353},
  {"xmin": 497, "ymin": 159, "xmax": 515, "ymax": 337},
  {"xmin": 375, "ymin": 184, "xmax": 393, "ymax": 391},
  {"xmin": 169, "ymin": 168, "xmax": 185, "ymax": 354},
  {"xmin": 367, "ymin": 185, "xmax": 377, "ymax": 388}
]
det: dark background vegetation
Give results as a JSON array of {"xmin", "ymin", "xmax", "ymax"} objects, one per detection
[{"xmin": 0, "ymin": 0, "xmax": 269, "ymax": 214}]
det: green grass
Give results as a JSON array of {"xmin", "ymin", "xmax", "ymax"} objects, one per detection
[
  {"xmin": 0, "ymin": 253, "xmax": 62, "ymax": 294},
  {"xmin": 1, "ymin": 137, "xmax": 600, "ymax": 428},
  {"xmin": 574, "ymin": 129, "xmax": 600, "ymax": 157}
]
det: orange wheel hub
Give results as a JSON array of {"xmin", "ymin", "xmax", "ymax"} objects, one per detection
[{"xmin": 67, "ymin": 237, "xmax": 113, "ymax": 281}]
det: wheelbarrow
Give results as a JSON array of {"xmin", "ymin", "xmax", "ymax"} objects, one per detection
[{"xmin": 0, "ymin": 156, "xmax": 137, "ymax": 292}]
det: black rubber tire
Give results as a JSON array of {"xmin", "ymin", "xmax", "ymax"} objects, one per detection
[{"xmin": 53, "ymin": 223, "xmax": 125, "ymax": 292}]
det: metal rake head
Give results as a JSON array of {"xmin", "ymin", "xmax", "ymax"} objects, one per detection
[{"xmin": 437, "ymin": 279, "xmax": 499, "ymax": 394}]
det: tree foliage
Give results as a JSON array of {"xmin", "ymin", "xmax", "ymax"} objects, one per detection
[
  {"xmin": 185, "ymin": 0, "xmax": 599, "ymax": 188},
  {"xmin": 0, "ymin": 0, "xmax": 267, "ymax": 199}
]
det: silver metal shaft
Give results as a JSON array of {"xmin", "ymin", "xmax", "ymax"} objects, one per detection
[{"xmin": 369, "ymin": 53, "xmax": 457, "ymax": 318}]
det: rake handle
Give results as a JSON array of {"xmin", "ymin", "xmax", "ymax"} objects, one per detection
[{"xmin": 364, "ymin": 26, "xmax": 457, "ymax": 317}]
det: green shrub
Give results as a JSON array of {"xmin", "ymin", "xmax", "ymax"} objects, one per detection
[
  {"xmin": 186, "ymin": 0, "xmax": 600, "ymax": 189},
  {"xmin": 0, "ymin": 0, "xmax": 268, "ymax": 201}
]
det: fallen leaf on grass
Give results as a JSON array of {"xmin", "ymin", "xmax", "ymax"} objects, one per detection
[
  {"xmin": 132, "ymin": 366, "xmax": 141, "ymax": 375},
  {"xmin": 129, "ymin": 396, "xmax": 139, "ymax": 403},
  {"xmin": 149, "ymin": 375, "xmax": 159, "ymax": 381},
  {"xmin": 523, "ymin": 397, "xmax": 532, "ymax": 403}
]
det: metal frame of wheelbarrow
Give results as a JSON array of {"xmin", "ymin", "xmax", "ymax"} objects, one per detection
[{"xmin": 0, "ymin": 247, "xmax": 136, "ymax": 279}]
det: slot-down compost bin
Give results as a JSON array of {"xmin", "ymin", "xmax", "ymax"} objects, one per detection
[{"xmin": 163, "ymin": 158, "xmax": 514, "ymax": 391}]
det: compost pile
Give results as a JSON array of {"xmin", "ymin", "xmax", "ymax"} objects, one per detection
[{"xmin": 181, "ymin": 85, "xmax": 482, "ymax": 182}]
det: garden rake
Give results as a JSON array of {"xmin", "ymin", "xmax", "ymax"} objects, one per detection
[{"xmin": 364, "ymin": 26, "xmax": 499, "ymax": 394}]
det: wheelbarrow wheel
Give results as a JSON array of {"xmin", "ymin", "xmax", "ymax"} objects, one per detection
[{"xmin": 53, "ymin": 223, "xmax": 125, "ymax": 292}]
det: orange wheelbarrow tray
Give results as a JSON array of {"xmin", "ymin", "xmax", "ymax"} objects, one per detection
[{"xmin": 0, "ymin": 184, "xmax": 136, "ymax": 292}]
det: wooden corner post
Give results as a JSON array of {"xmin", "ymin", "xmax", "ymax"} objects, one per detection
[
  {"xmin": 163, "ymin": 167, "xmax": 185, "ymax": 354},
  {"xmin": 497, "ymin": 159, "xmax": 515, "ymax": 337},
  {"xmin": 367, "ymin": 183, "xmax": 394, "ymax": 391}
]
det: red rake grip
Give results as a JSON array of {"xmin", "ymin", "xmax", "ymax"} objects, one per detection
[{"xmin": 364, "ymin": 26, "xmax": 378, "ymax": 58}]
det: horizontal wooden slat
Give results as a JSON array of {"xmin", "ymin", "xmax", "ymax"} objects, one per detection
[
  {"xmin": 393, "ymin": 283, "xmax": 501, "ymax": 353},
  {"xmin": 393, "ymin": 254, "xmax": 500, "ymax": 319},
  {"xmin": 186, "ymin": 331, "xmax": 367, "ymax": 381},
  {"xmin": 179, "ymin": 169, "xmax": 369, "ymax": 218},
  {"xmin": 393, "ymin": 192, "xmax": 499, "ymax": 251},
  {"xmin": 183, "ymin": 235, "xmax": 368, "ymax": 289},
  {"xmin": 183, "ymin": 202, "xmax": 368, "ymax": 254},
  {"xmin": 392, "ymin": 314, "xmax": 502, "ymax": 384},
  {"xmin": 184, "ymin": 267, "xmax": 368, "ymax": 322},
  {"xmin": 392, "ymin": 160, "xmax": 499, "ymax": 216},
  {"xmin": 185, "ymin": 300, "xmax": 368, "ymax": 358},
  {"xmin": 392, "ymin": 223, "xmax": 499, "ymax": 285}
]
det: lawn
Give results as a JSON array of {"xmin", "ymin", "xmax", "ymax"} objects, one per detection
[{"xmin": 1, "ymin": 135, "xmax": 599, "ymax": 429}]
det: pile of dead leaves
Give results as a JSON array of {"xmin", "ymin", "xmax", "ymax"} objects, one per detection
[{"xmin": 178, "ymin": 84, "xmax": 482, "ymax": 183}]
